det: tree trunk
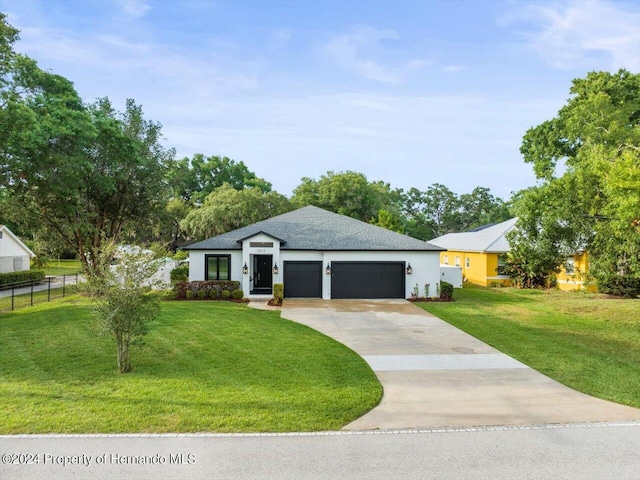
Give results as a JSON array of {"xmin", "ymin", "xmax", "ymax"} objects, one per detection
[{"xmin": 117, "ymin": 338, "xmax": 131, "ymax": 373}]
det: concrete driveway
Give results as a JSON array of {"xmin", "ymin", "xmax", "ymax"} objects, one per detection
[{"xmin": 281, "ymin": 299, "xmax": 640, "ymax": 430}]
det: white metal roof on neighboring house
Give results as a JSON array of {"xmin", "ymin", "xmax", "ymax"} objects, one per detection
[{"xmin": 429, "ymin": 218, "xmax": 518, "ymax": 253}]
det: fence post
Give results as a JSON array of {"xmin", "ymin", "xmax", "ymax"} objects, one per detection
[
  {"xmin": 11, "ymin": 283, "xmax": 14, "ymax": 311},
  {"xmin": 30, "ymin": 281, "xmax": 34, "ymax": 306},
  {"xmin": 48, "ymin": 276, "xmax": 51, "ymax": 302},
  {"xmin": 63, "ymin": 274, "xmax": 66, "ymax": 298}
]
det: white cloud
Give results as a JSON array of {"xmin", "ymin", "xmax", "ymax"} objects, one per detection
[
  {"xmin": 502, "ymin": 0, "xmax": 640, "ymax": 71},
  {"xmin": 321, "ymin": 25, "xmax": 429, "ymax": 84},
  {"xmin": 442, "ymin": 65, "xmax": 465, "ymax": 73},
  {"xmin": 98, "ymin": 35, "xmax": 150, "ymax": 53},
  {"xmin": 155, "ymin": 91, "xmax": 556, "ymax": 199},
  {"xmin": 113, "ymin": 0, "xmax": 152, "ymax": 20}
]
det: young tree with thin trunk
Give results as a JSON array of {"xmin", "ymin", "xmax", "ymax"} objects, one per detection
[{"xmin": 87, "ymin": 246, "xmax": 162, "ymax": 373}]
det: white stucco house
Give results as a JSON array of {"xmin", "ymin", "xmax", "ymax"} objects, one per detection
[
  {"xmin": 183, "ymin": 206, "xmax": 445, "ymax": 299},
  {"xmin": 0, "ymin": 225, "xmax": 35, "ymax": 274}
]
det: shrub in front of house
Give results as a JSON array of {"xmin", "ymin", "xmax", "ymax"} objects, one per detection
[
  {"xmin": 221, "ymin": 290, "xmax": 231, "ymax": 299},
  {"xmin": 273, "ymin": 283, "xmax": 284, "ymax": 305},
  {"xmin": 0, "ymin": 270, "xmax": 46, "ymax": 287},
  {"xmin": 232, "ymin": 289, "xmax": 244, "ymax": 299},
  {"xmin": 170, "ymin": 264, "xmax": 189, "ymax": 284},
  {"xmin": 173, "ymin": 280, "xmax": 241, "ymax": 300},
  {"xmin": 440, "ymin": 281, "xmax": 454, "ymax": 300}
]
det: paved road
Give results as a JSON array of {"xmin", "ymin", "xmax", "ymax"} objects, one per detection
[
  {"xmin": 281, "ymin": 299, "xmax": 640, "ymax": 429},
  {"xmin": 1, "ymin": 423, "xmax": 638, "ymax": 480}
]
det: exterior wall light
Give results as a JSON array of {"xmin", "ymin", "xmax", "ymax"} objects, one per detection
[
  {"xmin": 273, "ymin": 264, "xmax": 279, "ymax": 275},
  {"xmin": 406, "ymin": 263, "xmax": 413, "ymax": 275},
  {"xmin": 243, "ymin": 263, "xmax": 249, "ymax": 275},
  {"xmin": 325, "ymin": 263, "xmax": 331, "ymax": 275}
]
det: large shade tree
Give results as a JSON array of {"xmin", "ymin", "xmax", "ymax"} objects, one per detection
[
  {"xmin": 180, "ymin": 183, "xmax": 292, "ymax": 240},
  {"xmin": 291, "ymin": 170, "xmax": 401, "ymax": 223},
  {"xmin": 402, "ymin": 184, "xmax": 511, "ymax": 241},
  {"xmin": 168, "ymin": 153, "xmax": 272, "ymax": 205},
  {"xmin": 0, "ymin": 16, "xmax": 174, "ymax": 274},
  {"xmin": 511, "ymin": 69, "xmax": 640, "ymax": 295}
]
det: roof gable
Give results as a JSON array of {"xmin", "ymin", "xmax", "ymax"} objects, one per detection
[
  {"xmin": 184, "ymin": 206, "xmax": 444, "ymax": 252},
  {"xmin": 0, "ymin": 225, "xmax": 36, "ymax": 258},
  {"xmin": 429, "ymin": 218, "xmax": 517, "ymax": 253},
  {"xmin": 237, "ymin": 231, "xmax": 287, "ymax": 245}
]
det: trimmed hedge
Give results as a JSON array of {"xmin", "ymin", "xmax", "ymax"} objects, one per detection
[
  {"xmin": 232, "ymin": 289, "xmax": 244, "ymax": 299},
  {"xmin": 174, "ymin": 280, "xmax": 242, "ymax": 300},
  {"xmin": 0, "ymin": 270, "xmax": 46, "ymax": 287}
]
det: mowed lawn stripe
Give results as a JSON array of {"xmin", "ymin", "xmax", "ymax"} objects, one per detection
[
  {"xmin": 419, "ymin": 285, "xmax": 640, "ymax": 408},
  {"xmin": 0, "ymin": 297, "xmax": 382, "ymax": 433}
]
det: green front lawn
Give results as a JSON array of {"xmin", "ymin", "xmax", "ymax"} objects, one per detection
[
  {"xmin": 419, "ymin": 285, "xmax": 640, "ymax": 408},
  {"xmin": 42, "ymin": 259, "xmax": 83, "ymax": 276},
  {"xmin": 0, "ymin": 298, "xmax": 382, "ymax": 433}
]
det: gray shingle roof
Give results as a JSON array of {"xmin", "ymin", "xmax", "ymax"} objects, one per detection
[
  {"xmin": 429, "ymin": 218, "xmax": 517, "ymax": 253},
  {"xmin": 184, "ymin": 206, "xmax": 444, "ymax": 251}
]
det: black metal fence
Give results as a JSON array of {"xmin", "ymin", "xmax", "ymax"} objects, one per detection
[{"xmin": 0, "ymin": 274, "xmax": 81, "ymax": 313}]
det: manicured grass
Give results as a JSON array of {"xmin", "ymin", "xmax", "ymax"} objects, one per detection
[
  {"xmin": 418, "ymin": 284, "xmax": 640, "ymax": 408},
  {"xmin": 0, "ymin": 287, "xmax": 67, "ymax": 313},
  {"xmin": 42, "ymin": 259, "xmax": 83, "ymax": 276},
  {"xmin": 0, "ymin": 298, "xmax": 382, "ymax": 433}
]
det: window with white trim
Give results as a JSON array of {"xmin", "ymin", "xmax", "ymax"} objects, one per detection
[
  {"xmin": 455, "ymin": 256, "xmax": 460, "ymax": 267},
  {"xmin": 444, "ymin": 255, "xmax": 449, "ymax": 265},
  {"xmin": 565, "ymin": 256, "xmax": 575, "ymax": 275},
  {"xmin": 465, "ymin": 257, "xmax": 470, "ymax": 268}
]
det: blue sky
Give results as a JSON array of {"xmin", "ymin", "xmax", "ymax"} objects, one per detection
[{"xmin": 3, "ymin": 0, "xmax": 639, "ymax": 199}]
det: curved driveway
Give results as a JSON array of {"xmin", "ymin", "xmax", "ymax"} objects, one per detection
[{"xmin": 281, "ymin": 299, "xmax": 640, "ymax": 430}]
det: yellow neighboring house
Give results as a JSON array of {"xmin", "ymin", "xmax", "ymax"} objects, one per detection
[
  {"xmin": 430, "ymin": 218, "xmax": 590, "ymax": 290},
  {"xmin": 430, "ymin": 219, "xmax": 517, "ymax": 287},
  {"xmin": 556, "ymin": 252, "xmax": 592, "ymax": 292}
]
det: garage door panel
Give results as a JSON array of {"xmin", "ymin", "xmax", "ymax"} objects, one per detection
[
  {"xmin": 331, "ymin": 262, "xmax": 405, "ymax": 299},
  {"xmin": 284, "ymin": 261, "xmax": 322, "ymax": 298}
]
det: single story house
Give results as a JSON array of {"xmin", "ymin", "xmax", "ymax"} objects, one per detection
[
  {"xmin": 183, "ymin": 205, "xmax": 444, "ymax": 299},
  {"xmin": 0, "ymin": 225, "xmax": 35, "ymax": 274},
  {"xmin": 430, "ymin": 218, "xmax": 590, "ymax": 291}
]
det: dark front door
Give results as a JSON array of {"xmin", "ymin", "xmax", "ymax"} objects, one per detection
[
  {"xmin": 331, "ymin": 262, "xmax": 405, "ymax": 299},
  {"xmin": 253, "ymin": 255, "xmax": 273, "ymax": 292}
]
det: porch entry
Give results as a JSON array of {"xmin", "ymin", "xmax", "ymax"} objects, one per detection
[{"xmin": 252, "ymin": 254, "xmax": 273, "ymax": 294}]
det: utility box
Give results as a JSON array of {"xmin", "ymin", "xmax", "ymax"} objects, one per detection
[{"xmin": 440, "ymin": 265, "xmax": 463, "ymax": 288}]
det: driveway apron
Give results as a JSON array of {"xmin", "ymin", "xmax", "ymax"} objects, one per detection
[{"xmin": 281, "ymin": 299, "xmax": 640, "ymax": 430}]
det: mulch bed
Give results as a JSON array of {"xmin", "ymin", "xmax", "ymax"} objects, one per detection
[{"xmin": 406, "ymin": 297, "xmax": 454, "ymax": 302}]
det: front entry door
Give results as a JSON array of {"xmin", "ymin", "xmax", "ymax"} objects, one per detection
[{"xmin": 253, "ymin": 255, "xmax": 273, "ymax": 292}]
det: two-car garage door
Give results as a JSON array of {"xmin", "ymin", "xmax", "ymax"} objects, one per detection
[{"xmin": 283, "ymin": 261, "xmax": 405, "ymax": 299}]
